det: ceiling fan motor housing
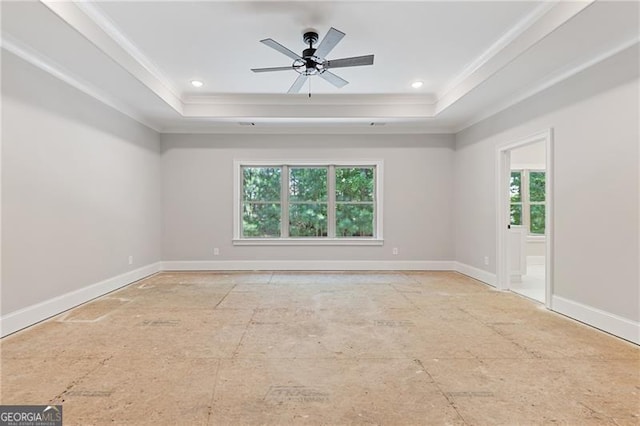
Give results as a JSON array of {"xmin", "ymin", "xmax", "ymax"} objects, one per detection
[
  {"xmin": 302, "ymin": 31, "xmax": 321, "ymax": 72},
  {"xmin": 302, "ymin": 48, "xmax": 319, "ymax": 69}
]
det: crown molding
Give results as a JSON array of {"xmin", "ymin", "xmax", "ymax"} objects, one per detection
[
  {"xmin": 8, "ymin": 21, "xmax": 631, "ymax": 138},
  {"xmin": 434, "ymin": 0, "xmax": 595, "ymax": 116},
  {"xmin": 183, "ymin": 93, "xmax": 437, "ymax": 106},
  {"xmin": 182, "ymin": 101, "xmax": 435, "ymax": 119},
  {"xmin": 453, "ymin": 37, "xmax": 640, "ymax": 133},
  {"xmin": 160, "ymin": 123, "xmax": 455, "ymax": 135},
  {"xmin": 38, "ymin": 0, "xmax": 438, "ymax": 122},
  {"xmin": 74, "ymin": 1, "xmax": 182, "ymax": 101},
  {"xmin": 437, "ymin": 1, "xmax": 558, "ymax": 101},
  {"xmin": 40, "ymin": 0, "xmax": 184, "ymax": 115},
  {"xmin": 8, "ymin": 0, "xmax": 622, "ymax": 134},
  {"xmin": 0, "ymin": 34, "xmax": 161, "ymax": 132},
  {"xmin": 182, "ymin": 93, "xmax": 437, "ymax": 118},
  {"xmin": 38, "ymin": 0, "xmax": 579, "ymax": 124}
]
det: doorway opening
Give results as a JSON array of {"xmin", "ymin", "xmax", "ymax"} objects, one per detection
[{"xmin": 496, "ymin": 130, "xmax": 553, "ymax": 307}]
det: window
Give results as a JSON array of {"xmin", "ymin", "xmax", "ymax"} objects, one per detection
[
  {"xmin": 234, "ymin": 161, "xmax": 383, "ymax": 245},
  {"xmin": 289, "ymin": 167, "xmax": 328, "ymax": 237},
  {"xmin": 510, "ymin": 171, "xmax": 523, "ymax": 227},
  {"xmin": 528, "ymin": 171, "xmax": 546, "ymax": 235},
  {"xmin": 510, "ymin": 169, "xmax": 546, "ymax": 235},
  {"xmin": 242, "ymin": 167, "xmax": 281, "ymax": 237},
  {"xmin": 336, "ymin": 167, "xmax": 375, "ymax": 237}
]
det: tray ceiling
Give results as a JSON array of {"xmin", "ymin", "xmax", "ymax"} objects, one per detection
[{"xmin": 1, "ymin": 1, "xmax": 638, "ymax": 132}]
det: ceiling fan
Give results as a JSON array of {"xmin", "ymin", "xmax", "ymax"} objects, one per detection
[{"xmin": 251, "ymin": 27, "xmax": 374, "ymax": 94}]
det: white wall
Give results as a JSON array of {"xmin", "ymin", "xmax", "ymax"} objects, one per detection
[
  {"xmin": 511, "ymin": 140, "xmax": 546, "ymax": 170},
  {"xmin": 454, "ymin": 45, "xmax": 639, "ymax": 333},
  {"xmin": 1, "ymin": 52, "xmax": 162, "ymax": 328},
  {"xmin": 161, "ymin": 133, "xmax": 455, "ymax": 266}
]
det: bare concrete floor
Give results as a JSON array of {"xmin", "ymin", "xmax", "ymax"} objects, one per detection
[{"xmin": 1, "ymin": 271, "xmax": 638, "ymax": 425}]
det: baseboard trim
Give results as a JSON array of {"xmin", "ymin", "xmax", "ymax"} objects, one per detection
[
  {"xmin": 162, "ymin": 260, "xmax": 455, "ymax": 271},
  {"xmin": 552, "ymin": 295, "xmax": 640, "ymax": 345},
  {"xmin": 453, "ymin": 262, "xmax": 497, "ymax": 287},
  {"xmin": 0, "ymin": 262, "xmax": 162, "ymax": 337},
  {"xmin": 4, "ymin": 261, "xmax": 637, "ymax": 346}
]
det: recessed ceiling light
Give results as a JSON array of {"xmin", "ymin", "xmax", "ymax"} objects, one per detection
[
  {"xmin": 191, "ymin": 80, "xmax": 204, "ymax": 88},
  {"xmin": 411, "ymin": 81, "xmax": 424, "ymax": 89}
]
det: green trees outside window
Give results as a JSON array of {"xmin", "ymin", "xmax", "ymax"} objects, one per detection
[
  {"xmin": 242, "ymin": 167, "xmax": 281, "ymax": 237},
  {"xmin": 529, "ymin": 171, "xmax": 545, "ymax": 235},
  {"xmin": 510, "ymin": 169, "xmax": 545, "ymax": 235},
  {"xmin": 336, "ymin": 167, "xmax": 375, "ymax": 237},
  {"xmin": 241, "ymin": 164, "xmax": 376, "ymax": 238},
  {"xmin": 510, "ymin": 171, "xmax": 522, "ymax": 226},
  {"xmin": 289, "ymin": 167, "xmax": 328, "ymax": 237}
]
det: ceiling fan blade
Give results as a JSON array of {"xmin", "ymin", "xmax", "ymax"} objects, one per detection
[
  {"xmin": 319, "ymin": 70, "xmax": 348, "ymax": 88},
  {"xmin": 260, "ymin": 38, "xmax": 302, "ymax": 60},
  {"xmin": 287, "ymin": 74, "xmax": 308, "ymax": 93},
  {"xmin": 314, "ymin": 27, "xmax": 345, "ymax": 59},
  {"xmin": 251, "ymin": 66, "xmax": 293, "ymax": 73},
  {"xmin": 325, "ymin": 54, "xmax": 374, "ymax": 69}
]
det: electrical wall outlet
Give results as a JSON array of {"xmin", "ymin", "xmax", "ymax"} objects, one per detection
[
  {"xmin": 213, "ymin": 248, "xmax": 220, "ymax": 256},
  {"xmin": 484, "ymin": 256, "xmax": 489, "ymax": 266},
  {"xmin": 128, "ymin": 255, "xmax": 134, "ymax": 265},
  {"xmin": 392, "ymin": 248, "xmax": 399, "ymax": 255}
]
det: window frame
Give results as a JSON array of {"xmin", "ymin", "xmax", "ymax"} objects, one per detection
[
  {"xmin": 509, "ymin": 170, "xmax": 523, "ymax": 227},
  {"xmin": 233, "ymin": 160, "xmax": 384, "ymax": 246},
  {"xmin": 510, "ymin": 168, "xmax": 546, "ymax": 237}
]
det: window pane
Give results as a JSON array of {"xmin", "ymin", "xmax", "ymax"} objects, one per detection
[
  {"xmin": 510, "ymin": 204, "xmax": 522, "ymax": 225},
  {"xmin": 510, "ymin": 171, "xmax": 521, "ymax": 202},
  {"xmin": 289, "ymin": 203, "xmax": 327, "ymax": 237},
  {"xmin": 529, "ymin": 171, "xmax": 546, "ymax": 202},
  {"xmin": 530, "ymin": 204, "xmax": 545, "ymax": 234},
  {"xmin": 336, "ymin": 167, "xmax": 374, "ymax": 202},
  {"xmin": 336, "ymin": 204, "xmax": 374, "ymax": 237},
  {"xmin": 243, "ymin": 203, "xmax": 281, "ymax": 237},
  {"xmin": 289, "ymin": 168, "xmax": 327, "ymax": 201},
  {"xmin": 243, "ymin": 167, "xmax": 281, "ymax": 201}
]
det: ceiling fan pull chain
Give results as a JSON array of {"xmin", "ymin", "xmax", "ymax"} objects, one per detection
[{"xmin": 308, "ymin": 77, "xmax": 312, "ymax": 98}]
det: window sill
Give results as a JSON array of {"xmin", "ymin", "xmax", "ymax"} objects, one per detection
[{"xmin": 233, "ymin": 238, "xmax": 384, "ymax": 246}]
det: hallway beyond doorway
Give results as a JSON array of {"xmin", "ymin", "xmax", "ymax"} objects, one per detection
[{"xmin": 511, "ymin": 262, "xmax": 545, "ymax": 303}]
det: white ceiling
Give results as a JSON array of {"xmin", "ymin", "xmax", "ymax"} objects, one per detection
[
  {"xmin": 1, "ymin": 1, "xmax": 638, "ymax": 133},
  {"xmin": 91, "ymin": 1, "xmax": 542, "ymax": 95}
]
